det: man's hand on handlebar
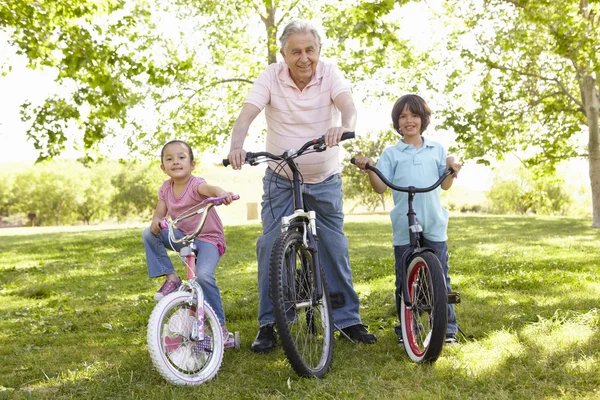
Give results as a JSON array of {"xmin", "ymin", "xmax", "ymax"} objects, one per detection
[
  {"xmin": 324, "ymin": 126, "xmax": 351, "ymax": 147},
  {"xmin": 228, "ymin": 149, "xmax": 247, "ymax": 170}
]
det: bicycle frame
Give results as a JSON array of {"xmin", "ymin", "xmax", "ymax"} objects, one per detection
[
  {"xmin": 162, "ymin": 195, "xmax": 239, "ymax": 340},
  {"xmin": 351, "ymin": 158, "xmax": 454, "ymax": 308}
]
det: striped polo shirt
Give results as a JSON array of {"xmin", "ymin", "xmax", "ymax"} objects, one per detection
[{"xmin": 244, "ymin": 60, "xmax": 351, "ymax": 183}]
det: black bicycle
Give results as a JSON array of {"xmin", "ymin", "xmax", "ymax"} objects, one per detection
[
  {"xmin": 351, "ymin": 158, "xmax": 459, "ymax": 363},
  {"xmin": 224, "ymin": 132, "xmax": 354, "ymax": 377}
]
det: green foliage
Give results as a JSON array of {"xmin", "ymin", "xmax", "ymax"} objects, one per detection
[
  {"xmin": 0, "ymin": 173, "xmax": 15, "ymax": 218},
  {"xmin": 486, "ymin": 167, "xmax": 572, "ymax": 215},
  {"xmin": 441, "ymin": 0, "xmax": 598, "ymax": 167},
  {"xmin": 72, "ymin": 162, "xmax": 115, "ymax": 224},
  {"xmin": 1, "ymin": 216, "xmax": 599, "ymax": 398},
  {"xmin": 10, "ymin": 161, "xmax": 87, "ymax": 226},
  {"xmin": 1, "ymin": 0, "xmax": 415, "ymax": 161},
  {"xmin": 109, "ymin": 162, "xmax": 164, "ymax": 222},
  {"xmin": 1, "ymin": 159, "xmax": 166, "ymax": 226},
  {"xmin": 342, "ymin": 130, "xmax": 397, "ymax": 211}
]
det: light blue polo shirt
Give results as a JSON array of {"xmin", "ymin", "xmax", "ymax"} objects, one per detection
[{"xmin": 376, "ymin": 136, "xmax": 449, "ymax": 246}]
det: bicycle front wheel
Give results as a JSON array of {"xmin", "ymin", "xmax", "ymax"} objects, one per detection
[
  {"xmin": 147, "ymin": 291, "xmax": 224, "ymax": 385},
  {"xmin": 270, "ymin": 230, "xmax": 334, "ymax": 378},
  {"xmin": 400, "ymin": 251, "xmax": 447, "ymax": 363}
]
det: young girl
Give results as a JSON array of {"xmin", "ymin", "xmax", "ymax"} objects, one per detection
[
  {"xmin": 142, "ymin": 140, "xmax": 234, "ymax": 336},
  {"xmin": 353, "ymin": 94, "xmax": 462, "ymax": 343}
]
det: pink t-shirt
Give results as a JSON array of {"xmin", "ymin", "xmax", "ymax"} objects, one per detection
[
  {"xmin": 158, "ymin": 176, "xmax": 226, "ymax": 256},
  {"xmin": 245, "ymin": 60, "xmax": 351, "ymax": 184}
]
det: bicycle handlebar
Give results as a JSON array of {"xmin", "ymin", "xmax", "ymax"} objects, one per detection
[
  {"xmin": 350, "ymin": 157, "xmax": 454, "ymax": 193},
  {"xmin": 222, "ymin": 131, "xmax": 355, "ymax": 167},
  {"xmin": 162, "ymin": 194, "xmax": 240, "ymax": 244}
]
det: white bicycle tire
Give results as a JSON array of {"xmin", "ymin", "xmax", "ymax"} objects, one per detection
[{"xmin": 147, "ymin": 291, "xmax": 224, "ymax": 385}]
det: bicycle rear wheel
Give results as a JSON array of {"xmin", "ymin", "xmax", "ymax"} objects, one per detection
[
  {"xmin": 147, "ymin": 291, "xmax": 224, "ymax": 385},
  {"xmin": 270, "ymin": 230, "xmax": 334, "ymax": 378},
  {"xmin": 400, "ymin": 251, "xmax": 447, "ymax": 363}
]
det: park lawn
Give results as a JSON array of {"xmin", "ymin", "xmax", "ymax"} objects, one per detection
[{"xmin": 0, "ymin": 215, "xmax": 599, "ymax": 399}]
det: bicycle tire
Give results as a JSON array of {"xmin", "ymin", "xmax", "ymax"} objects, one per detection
[
  {"xmin": 147, "ymin": 291, "xmax": 224, "ymax": 385},
  {"xmin": 270, "ymin": 230, "xmax": 334, "ymax": 378},
  {"xmin": 400, "ymin": 251, "xmax": 447, "ymax": 363}
]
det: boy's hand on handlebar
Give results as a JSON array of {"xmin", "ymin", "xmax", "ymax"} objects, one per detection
[
  {"xmin": 446, "ymin": 155, "xmax": 462, "ymax": 178},
  {"xmin": 353, "ymin": 155, "xmax": 375, "ymax": 171},
  {"xmin": 227, "ymin": 149, "xmax": 247, "ymax": 170},
  {"xmin": 324, "ymin": 126, "xmax": 349, "ymax": 147}
]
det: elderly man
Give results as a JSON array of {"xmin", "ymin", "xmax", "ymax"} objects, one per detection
[{"xmin": 228, "ymin": 20, "xmax": 376, "ymax": 353}]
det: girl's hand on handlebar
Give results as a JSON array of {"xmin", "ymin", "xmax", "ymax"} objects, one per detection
[
  {"xmin": 324, "ymin": 126, "xmax": 349, "ymax": 147},
  {"xmin": 227, "ymin": 149, "xmax": 247, "ymax": 170},
  {"xmin": 221, "ymin": 192, "xmax": 235, "ymax": 206},
  {"xmin": 446, "ymin": 155, "xmax": 462, "ymax": 178},
  {"xmin": 150, "ymin": 216, "xmax": 163, "ymax": 235},
  {"xmin": 353, "ymin": 155, "xmax": 375, "ymax": 171}
]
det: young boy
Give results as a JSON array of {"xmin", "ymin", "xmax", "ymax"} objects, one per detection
[{"xmin": 353, "ymin": 94, "xmax": 462, "ymax": 343}]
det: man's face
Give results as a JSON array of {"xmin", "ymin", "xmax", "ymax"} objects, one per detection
[{"xmin": 280, "ymin": 32, "xmax": 320, "ymax": 90}]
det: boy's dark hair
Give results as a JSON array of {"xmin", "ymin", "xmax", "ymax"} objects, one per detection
[
  {"xmin": 391, "ymin": 94, "xmax": 431, "ymax": 135},
  {"xmin": 160, "ymin": 140, "xmax": 195, "ymax": 164}
]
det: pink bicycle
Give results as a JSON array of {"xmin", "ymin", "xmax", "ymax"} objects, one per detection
[{"xmin": 147, "ymin": 194, "xmax": 240, "ymax": 385}]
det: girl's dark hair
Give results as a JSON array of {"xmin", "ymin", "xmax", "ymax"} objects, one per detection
[
  {"xmin": 160, "ymin": 140, "xmax": 194, "ymax": 164},
  {"xmin": 391, "ymin": 94, "xmax": 431, "ymax": 135}
]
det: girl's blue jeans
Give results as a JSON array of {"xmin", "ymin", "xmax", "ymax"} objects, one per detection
[
  {"xmin": 256, "ymin": 168, "xmax": 362, "ymax": 330},
  {"xmin": 394, "ymin": 238, "xmax": 458, "ymax": 335},
  {"xmin": 142, "ymin": 227, "xmax": 226, "ymax": 325}
]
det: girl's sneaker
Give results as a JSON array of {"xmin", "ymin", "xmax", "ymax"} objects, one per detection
[{"xmin": 154, "ymin": 277, "xmax": 182, "ymax": 301}]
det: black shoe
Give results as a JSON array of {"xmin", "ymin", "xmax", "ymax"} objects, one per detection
[
  {"xmin": 341, "ymin": 324, "xmax": 377, "ymax": 344},
  {"xmin": 251, "ymin": 324, "xmax": 277, "ymax": 353},
  {"xmin": 445, "ymin": 334, "xmax": 458, "ymax": 345}
]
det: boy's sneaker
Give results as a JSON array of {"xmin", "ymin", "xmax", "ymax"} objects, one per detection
[
  {"xmin": 445, "ymin": 334, "xmax": 458, "ymax": 345},
  {"xmin": 153, "ymin": 277, "xmax": 182, "ymax": 301},
  {"xmin": 340, "ymin": 324, "xmax": 377, "ymax": 344}
]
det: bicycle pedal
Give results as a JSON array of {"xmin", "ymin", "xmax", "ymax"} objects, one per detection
[{"xmin": 448, "ymin": 291, "xmax": 461, "ymax": 304}]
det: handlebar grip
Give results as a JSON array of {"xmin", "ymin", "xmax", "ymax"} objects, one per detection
[
  {"xmin": 223, "ymin": 152, "xmax": 256, "ymax": 167},
  {"xmin": 350, "ymin": 157, "xmax": 356, "ymax": 165},
  {"xmin": 341, "ymin": 132, "xmax": 355, "ymax": 141}
]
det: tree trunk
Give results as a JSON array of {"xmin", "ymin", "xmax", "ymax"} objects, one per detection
[
  {"xmin": 581, "ymin": 74, "xmax": 600, "ymax": 228},
  {"xmin": 262, "ymin": 2, "xmax": 277, "ymax": 65},
  {"xmin": 379, "ymin": 193, "xmax": 386, "ymax": 211}
]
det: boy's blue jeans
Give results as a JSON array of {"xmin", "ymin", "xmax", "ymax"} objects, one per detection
[
  {"xmin": 142, "ymin": 227, "xmax": 226, "ymax": 325},
  {"xmin": 256, "ymin": 168, "xmax": 362, "ymax": 330},
  {"xmin": 394, "ymin": 238, "xmax": 457, "ymax": 335}
]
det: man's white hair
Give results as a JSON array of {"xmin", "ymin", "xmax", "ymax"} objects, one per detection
[{"xmin": 279, "ymin": 20, "xmax": 322, "ymax": 53}]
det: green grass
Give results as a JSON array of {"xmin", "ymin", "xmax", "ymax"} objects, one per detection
[{"xmin": 1, "ymin": 216, "xmax": 599, "ymax": 399}]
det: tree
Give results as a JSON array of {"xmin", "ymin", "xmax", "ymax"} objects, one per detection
[
  {"xmin": 73, "ymin": 161, "xmax": 114, "ymax": 224},
  {"xmin": 486, "ymin": 166, "xmax": 572, "ymax": 215},
  {"xmin": 110, "ymin": 162, "xmax": 163, "ymax": 221},
  {"xmin": 1, "ymin": 0, "xmax": 413, "ymax": 162},
  {"xmin": 342, "ymin": 130, "xmax": 397, "ymax": 211},
  {"xmin": 11, "ymin": 161, "xmax": 84, "ymax": 225},
  {"xmin": 440, "ymin": 0, "xmax": 600, "ymax": 226}
]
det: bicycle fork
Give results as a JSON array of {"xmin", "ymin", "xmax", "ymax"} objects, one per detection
[
  {"xmin": 281, "ymin": 211, "xmax": 324, "ymax": 307},
  {"xmin": 178, "ymin": 243, "xmax": 206, "ymax": 341}
]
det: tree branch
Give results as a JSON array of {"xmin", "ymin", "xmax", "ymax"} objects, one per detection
[{"xmin": 489, "ymin": 62, "xmax": 584, "ymax": 108}]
